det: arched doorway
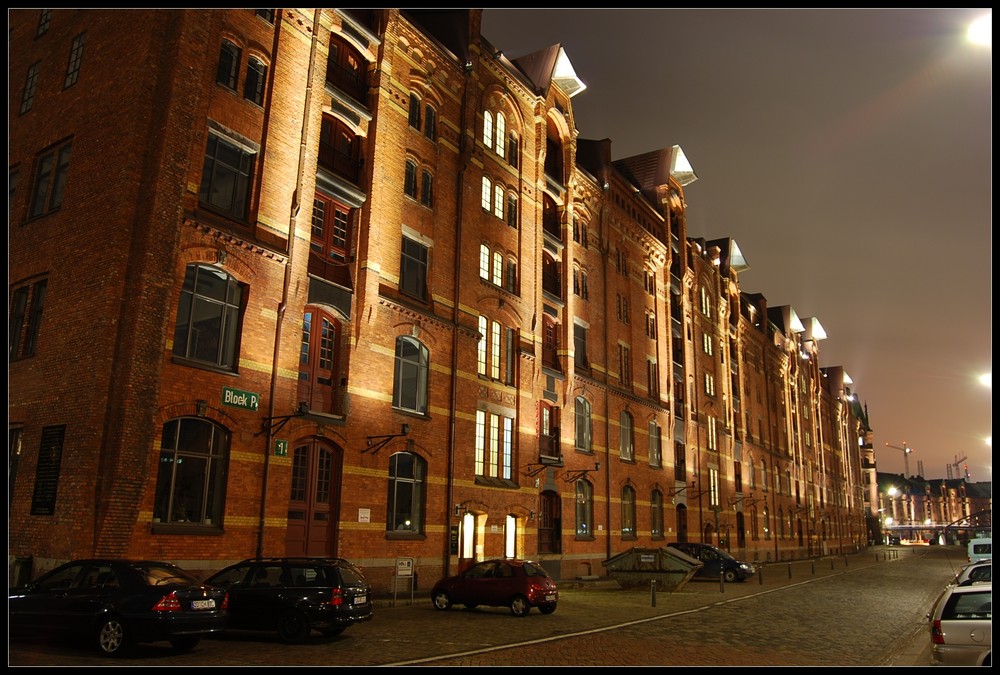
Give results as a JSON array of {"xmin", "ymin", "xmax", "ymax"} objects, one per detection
[{"xmin": 286, "ymin": 438, "xmax": 343, "ymax": 557}]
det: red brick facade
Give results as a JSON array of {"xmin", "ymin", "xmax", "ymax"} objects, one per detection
[{"xmin": 9, "ymin": 9, "xmax": 872, "ymax": 593}]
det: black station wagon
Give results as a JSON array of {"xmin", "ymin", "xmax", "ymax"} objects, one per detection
[{"xmin": 204, "ymin": 557, "xmax": 373, "ymax": 643}]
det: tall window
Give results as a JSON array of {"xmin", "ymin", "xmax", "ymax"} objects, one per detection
[
  {"xmin": 477, "ymin": 315, "xmax": 488, "ymax": 376},
  {"xmin": 29, "ymin": 142, "xmax": 72, "ymax": 218},
  {"xmin": 9, "ymin": 278, "xmax": 47, "ymax": 360},
  {"xmin": 423, "ymin": 105, "xmax": 437, "ymax": 140},
  {"xmin": 153, "ymin": 417, "xmax": 229, "ymax": 527},
  {"xmin": 199, "ymin": 133, "xmax": 255, "ymax": 221},
  {"xmin": 675, "ymin": 441, "xmax": 687, "ymax": 482},
  {"xmin": 618, "ymin": 344, "xmax": 631, "ymax": 387},
  {"xmin": 244, "ymin": 56, "xmax": 267, "ymax": 105},
  {"xmin": 707, "ymin": 415, "xmax": 718, "ymax": 451},
  {"xmin": 216, "ymin": 39, "xmax": 240, "ymax": 90},
  {"xmin": 172, "ymin": 264, "xmax": 245, "ymax": 370},
  {"xmin": 64, "ymin": 32, "xmax": 86, "ymax": 88},
  {"xmin": 573, "ymin": 324, "xmax": 589, "ymax": 370},
  {"xmin": 506, "ymin": 194, "xmax": 518, "ymax": 228},
  {"xmin": 408, "ymin": 93, "xmax": 421, "ymax": 129},
  {"xmin": 36, "ymin": 8, "xmax": 51, "ymax": 36},
  {"xmin": 574, "ymin": 396, "xmax": 591, "ymax": 452},
  {"xmin": 387, "ymin": 451, "xmax": 425, "ymax": 533},
  {"xmin": 651, "ymin": 490, "xmax": 664, "ymax": 538},
  {"xmin": 575, "ymin": 480, "xmax": 593, "ymax": 537},
  {"xmin": 481, "ymin": 176, "xmax": 492, "ymax": 211},
  {"xmin": 19, "ymin": 61, "xmax": 41, "ymax": 114},
  {"xmin": 298, "ymin": 308, "xmax": 341, "ymax": 415},
  {"xmin": 482, "ymin": 110, "xmax": 493, "ymax": 149},
  {"xmin": 404, "ymin": 160, "xmax": 417, "ymax": 198},
  {"xmin": 392, "ymin": 336, "xmax": 428, "ymax": 414},
  {"xmin": 540, "ymin": 402, "xmax": 559, "ymax": 458},
  {"xmin": 621, "ymin": 486, "xmax": 636, "ymax": 538},
  {"xmin": 399, "ymin": 236, "xmax": 428, "ymax": 300},
  {"xmin": 709, "ymin": 467, "xmax": 720, "ymax": 508},
  {"xmin": 310, "ymin": 194, "xmax": 350, "ymax": 275},
  {"xmin": 619, "ymin": 411, "xmax": 634, "ymax": 461},
  {"xmin": 648, "ymin": 421, "xmax": 662, "ymax": 467},
  {"xmin": 474, "ymin": 410, "xmax": 514, "ymax": 479},
  {"xmin": 420, "ymin": 169, "xmax": 433, "ymax": 207}
]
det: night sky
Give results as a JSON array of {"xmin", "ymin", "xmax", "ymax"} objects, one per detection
[{"xmin": 481, "ymin": 8, "xmax": 992, "ymax": 481}]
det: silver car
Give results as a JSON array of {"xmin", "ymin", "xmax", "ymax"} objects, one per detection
[
  {"xmin": 949, "ymin": 560, "xmax": 992, "ymax": 587},
  {"xmin": 928, "ymin": 582, "xmax": 991, "ymax": 666}
]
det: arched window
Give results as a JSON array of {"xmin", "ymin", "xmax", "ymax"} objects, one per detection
[
  {"xmin": 495, "ymin": 112, "xmax": 506, "ymax": 157},
  {"xmin": 393, "ymin": 336, "xmax": 428, "ymax": 414},
  {"xmin": 574, "ymin": 396, "xmax": 591, "ymax": 452},
  {"xmin": 386, "ymin": 451, "xmax": 426, "ymax": 533},
  {"xmin": 619, "ymin": 411, "xmax": 634, "ymax": 461},
  {"xmin": 575, "ymin": 480, "xmax": 593, "ymax": 537},
  {"xmin": 172, "ymin": 264, "xmax": 245, "ymax": 371},
  {"xmin": 651, "ymin": 490, "xmax": 664, "ymax": 538},
  {"xmin": 153, "ymin": 417, "xmax": 230, "ymax": 527},
  {"xmin": 483, "ymin": 110, "xmax": 493, "ymax": 147},
  {"xmin": 621, "ymin": 485, "xmax": 636, "ymax": 538},
  {"xmin": 648, "ymin": 421, "xmax": 662, "ymax": 467}
]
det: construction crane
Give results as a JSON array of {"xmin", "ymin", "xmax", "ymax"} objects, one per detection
[
  {"xmin": 947, "ymin": 454, "xmax": 969, "ymax": 480},
  {"xmin": 885, "ymin": 442, "xmax": 914, "ymax": 477}
]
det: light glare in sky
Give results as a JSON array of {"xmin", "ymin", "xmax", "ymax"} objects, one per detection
[{"xmin": 968, "ymin": 14, "xmax": 991, "ymax": 46}]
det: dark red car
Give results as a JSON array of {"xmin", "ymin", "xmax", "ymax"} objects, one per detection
[{"xmin": 431, "ymin": 558, "xmax": 558, "ymax": 617}]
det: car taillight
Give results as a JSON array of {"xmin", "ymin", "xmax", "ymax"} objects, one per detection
[
  {"xmin": 152, "ymin": 591, "xmax": 183, "ymax": 612},
  {"xmin": 330, "ymin": 587, "xmax": 344, "ymax": 606},
  {"xmin": 931, "ymin": 619, "xmax": 945, "ymax": 644},
  {"xmin": 222, "ymin": 592, "xmax": 229, "ymax": 610}
]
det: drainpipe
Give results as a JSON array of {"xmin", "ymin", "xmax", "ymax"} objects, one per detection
[
  {"xmin": 598, "ymin": 180, "xmax": 612, "ymax": 562},
  {"xmin": 258, "ymin": 8, "xmax": 320, "ymax": 558},
  {"xmin": 445, "ymin": 50, "xmax": 475, "ymax": 578}
]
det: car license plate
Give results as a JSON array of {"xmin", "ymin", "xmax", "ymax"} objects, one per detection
[
  {"xmin": 191, "ymin": 599, "xmax": 216, "ymax": 610},
  {"xmin": 545, "ymin": 594, "xmax": 556, "ymax": 602},
  {"xmin": 353, "ymin": 595, "xmax": 367, "ymax": 605}
]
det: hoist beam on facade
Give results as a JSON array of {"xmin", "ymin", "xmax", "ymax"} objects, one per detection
[
  {"xmin": 362, "ymin": 424, "xmax": 410, "ymax": 455},
  {"xmin": 561, "ymin": 463, "xmax": 601, "ymax": 483}
]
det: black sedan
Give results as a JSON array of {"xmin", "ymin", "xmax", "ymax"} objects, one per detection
[{"xmin": 8, "ymin": 559, "xmax": 229, "ymax": 656}]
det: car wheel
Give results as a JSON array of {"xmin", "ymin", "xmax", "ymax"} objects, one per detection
[
  {"xmin": 538, "ymin": 603, "xmax": 557, "ymax": 615},
  {"xmin": 277, "ymin": 609, "xmax": 311, "ymax": 644},
  {"xmin": 723, "ymin": 570, "xmax": 737, "ymax": 583},
  {"xmin": 432, "ymin": 591, "xmax": 452, "ymax": 611},
  {"xmin": 170, "ymin": 636, "xmax": 201, "ymax": 652},
  {"xmin": 509, "ymin": 595, "xmax": 530, "ymax": 617},
  {"xmin": 95, "ymin": 616, "xmax": 130, "ymax": 657}
]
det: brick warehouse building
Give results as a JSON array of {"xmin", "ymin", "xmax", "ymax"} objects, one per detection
[{"xmin": 9, "ymin": 8, "xmax": 872, "ymax": 593}]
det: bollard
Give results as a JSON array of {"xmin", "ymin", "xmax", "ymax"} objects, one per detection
[
  {"xmin": 787, "ymin": 561, "xmax": 792, "ymax": 578},
  {"xmin": 811, "ymin": 560, "xmax": 815, "ymax": 575},
  {"xmin": 758, "ymin": 565, "xmax": 763, "ymax": 585},
  {"xmin": 830, "ymin": 557, "xmax": 835, "ymax": 570},
  {"xmin": 845, "ymin": 555, "xmax": 849, "ymax": 567},
  {"xmin": 650, "ymin": 578, "xmax": 657, "ymax": 607},
  {"xmin": 720, "ymin": 568, "xmax": 725, "ymax": 593}
]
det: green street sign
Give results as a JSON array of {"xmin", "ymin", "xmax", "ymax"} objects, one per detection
[
  {"xmin": 222, "ymin": 386, "xmax": 259, "ymax": 411},
  {"xmin": 274, "ymin": 439, "xmax": 288, "ymax": 457}
]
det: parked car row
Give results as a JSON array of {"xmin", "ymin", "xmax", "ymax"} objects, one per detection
[
  {"xmin": 8, "ymin": 556, "xmax": 375, "ymax": 656},
  {"xmin": 9, "ymin": 544, "xmax": 757, "ymax": 657}
]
